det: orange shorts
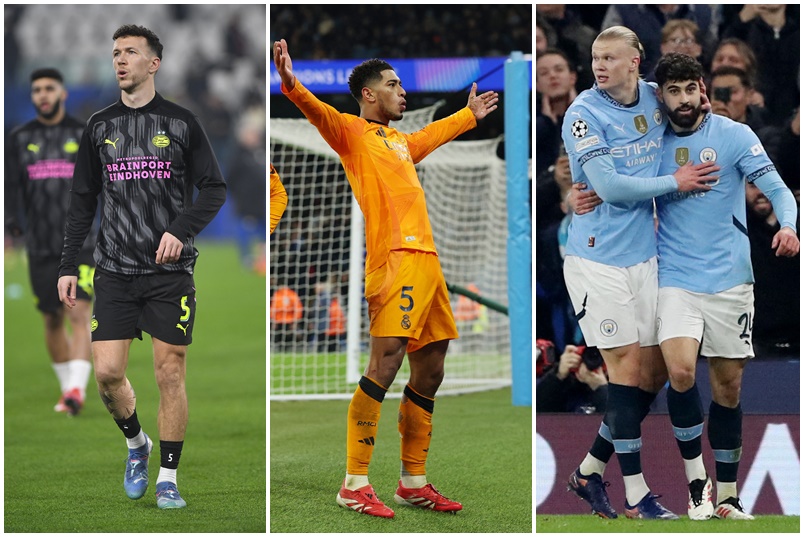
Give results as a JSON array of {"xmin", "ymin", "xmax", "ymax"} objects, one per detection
[{"xmin": 365, "ymin": 250, "xmax": 458, "ymax": 352}]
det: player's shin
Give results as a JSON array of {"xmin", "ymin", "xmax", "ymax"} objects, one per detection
[
  {"xmin": 709, "ymin": 401, "xmax": 743, "ymax": 503},
  {"xmin": 667, "ymin": 383, "xmax": 707, "ymax": 482},
  {"xmin": 345, "ymin": 376, "xmax": 386, "ymax": 489},
  {"xmin": 398, "ymin": 384, "xmax": 434, "ymax": 489},
  {"xmin": 608, "ymin": 383, "xmax": 650, "ymax": 506}
]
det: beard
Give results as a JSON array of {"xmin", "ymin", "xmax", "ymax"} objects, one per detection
[
  {"xmin": 36, "ymin": 99, "xmax": 61, "ymax": 120},
  {"xmin": 380, "ymin": 101, "xmax": 403, "ymax": 122},
  {"xmin": 668, "ymin": 102, "xmax": 702, "ymax": 129}
]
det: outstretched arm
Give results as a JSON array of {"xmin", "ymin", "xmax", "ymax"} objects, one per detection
[
  {"xmin": 467, "ymin": 82, "xmax": 498, "ymax": 121},
  {"xmin": 273, "ymin": 38, "xmax": 296, "ymax": 91}
]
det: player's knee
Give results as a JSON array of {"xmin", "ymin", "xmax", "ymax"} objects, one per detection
[
  {"xmin": 666, "ymin": 362, "xmax": 696, "ymax": 391},
  {"xmin": 711, "ymin": 378, "xmax": 741, "ymax": 408},
  {"xmin": 154, "ymin": 353, "xmax": 186, "ymax": 389},
  {"xmin": 43, "ymin": 310, "xmax": 65, "ymax": 331}
]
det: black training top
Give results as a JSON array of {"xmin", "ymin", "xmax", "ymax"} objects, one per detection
[
  {"xmin": 6, "ymin": 114, "xmax": 97, "ymax": 257},
  {"xmin": 59, "ymin": 92, "xmax": 227, "ymax": 276}
]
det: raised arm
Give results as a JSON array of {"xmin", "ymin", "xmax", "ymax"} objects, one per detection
[
  {"xmin": 466, "ymin": 82, "xmax": 498, "ymax": 121},
  {"xmin": 273, "ymin": 38, "xmax": 296, "ymax": 91}
]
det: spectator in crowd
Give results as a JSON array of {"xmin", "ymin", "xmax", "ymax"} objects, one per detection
[
  {"xmin": 536, "ymin": 14, "xmax": 551, "ymax": 54},
  {"xmin": 536, "ymin": 48, "xmax": 577, "ymax": 177},
  {"xmin": 710, "ymin": 66, "xmax": 767, "ymax": 133},
  {"xmin": 709, "ymin": 37, "xmax": 764, "ymax": 107},
  {"xmin": 536, "ymin": 342, "xmax": 608, "ymax": 414},
  {"xmin": 660, "ymin": 20, "xmax": 705, "ymax": 65},
  {"xmin": 745, "ymin": 182, "xmax": 800, "ymax": 354},
  {"xmin": 601, "ymin": 4, "xmax": 717, "ymax": 77},
  {"xmin": 759, "ymin": 107, "xmax": 800, "ymax": 196},
  {"xmin": 722, "ymin": 4, "xmax": 800, "ymax": 127},
  {"xmin": 270, "ymin": 282, "xmax": 304, "ymax": 348},
  {"xmin": 535, "ymin": 5, "xmax": 597, "ymax": 90},
  {"xmin": 310, "ymin": 275, "xmax": 346, "ymax": 352}
]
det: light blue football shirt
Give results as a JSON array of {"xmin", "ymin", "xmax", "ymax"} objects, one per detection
[
  {"xmin": 561, "ymin": 80, "xmax": 677, "ymax": 267},
  {"xmin": 656, "ymin": 112, "xmax": 798, "ymax": 293}
]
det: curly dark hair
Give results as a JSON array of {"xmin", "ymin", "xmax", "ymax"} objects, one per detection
[
  {"xmin": 654, "ymin": 52, "xmax": 703, "ymax": 87},
  {"xmin": 347, "ymin": 58, "xmax": 395, "ymax": 102},
  {"xmin": 113, "ymin": 24, "xmax": 163, "ymax": 60}
]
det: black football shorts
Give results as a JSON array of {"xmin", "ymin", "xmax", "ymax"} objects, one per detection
[
  {"xmin": 91, "ymin": 268, "xmax": 196, "ymax": 346},
  {"xmin": 29, "ymin": 251, "xmax": 94, "ymax": 313}
]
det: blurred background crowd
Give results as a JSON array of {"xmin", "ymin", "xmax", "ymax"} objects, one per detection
[
  {"xmin": 5, "ymin": 4, "xmax": 268, "ymax": 270},
  {"xmin": 536, "ymin": 4, "xmax": 800, "ymax": 411}
]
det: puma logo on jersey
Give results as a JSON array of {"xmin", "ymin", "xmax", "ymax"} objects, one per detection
[
  {"xmin": 176, "ymin": 323, "xmax": 188, "ymax": 336},
  {"xmin": 27, "ymin": 143, "xmax": 40, "ymax": 153},
  {"xmin": 104, "ymin": 138, "xmax": 119, "ymax": 149}
]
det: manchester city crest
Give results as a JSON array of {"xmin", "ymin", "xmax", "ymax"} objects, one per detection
[
  {"xmin": 600, "ymin": 319, "xmax": 618, "ymax": 337},
  {"xmin": 653, "ymin": 108, "xmax": 663, "ymax": 125},
  {"xmin": 699, "ymin": 147, "xmax": 717, "ymax": 162}
]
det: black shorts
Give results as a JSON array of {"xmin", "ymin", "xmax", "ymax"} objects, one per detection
[
  {"xmin": 92, "ymin": 268, "xmax": 196, "ymax": 346},
  {"xmin": 29, "ymin": 252, "xmax": 95, "ymax": 313}
]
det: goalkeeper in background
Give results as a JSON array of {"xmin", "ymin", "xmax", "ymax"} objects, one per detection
[{"xmin": 274, "ymin": 38, "xmax": 498, "ymax": 518}]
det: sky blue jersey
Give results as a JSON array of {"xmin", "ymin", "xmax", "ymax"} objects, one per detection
[
  {"xmin": 562, "ymin": 80, "xmax": 677, "ymax": 267},
  {"xmin": 656, "ymin": 113, "xmax": 798, "ymax": 293}
]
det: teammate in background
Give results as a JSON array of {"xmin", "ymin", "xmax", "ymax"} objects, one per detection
[
  {"xmin": 269, "ymin": 163, "xmax": 287, "ymax": 235},
  {"xmin": 274, "ymin": 37, "xmax": 498, "ymax": 518},
  {"xmin": 560, "ymin": 26, "xmax": 717, "ymax": 520},
  {"xmin": 653, "ymin": 52, "xmax": 799, "ymax": 520},
  {"xmin": 57, "ymin": 25, "xmax": 227, "ymax": 509},
  {"xmin": 5, "ymin": 68, "xmax": 95, "ymax": 416}
]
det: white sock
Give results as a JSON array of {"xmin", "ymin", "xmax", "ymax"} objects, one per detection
[
  {"xmin": 126, "ymin": 430, "xmax": 147, "ymax": 451},
  {"xmin": 52, "ymin": 362, "xmax": 71, "ymax": 393},
  {"xmin": 157, "ymin": 467, "xmax": 177, "ymax": 485},
  {"xmin": 579, "ymin": 454, "xmax": 607, "ymax": 477},
  {"xmin": 683, "ymin": 454, "xmax": 708, "ymax": 483},
  {"xmin": 717, "ymin": 481, "xmax": 738, "ymax": 504},
  {"xmin": 623, "ymin": 474, "xmax": 650, "ymax": 507},
  {"xmin": 67, "ymin": 359, "xmax": 92, "ymax": 397},
  {"xmin": 344, "ymin": 474, "xmax": 370, "ymax": 490},
  {"xmin": 400, "ymin": 474, "xmax": 427, "ymax": 489}
]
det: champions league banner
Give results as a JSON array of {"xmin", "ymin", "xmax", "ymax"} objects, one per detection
[
  {"xmin": 536, "ymin": 414, "xmax": 800, "ymax": 516},
  {"xmin": 269, "ymin": 57, "xmax": 531, "ymax": 94}
]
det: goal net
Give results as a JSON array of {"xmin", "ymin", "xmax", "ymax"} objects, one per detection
[{"xmin": 269, "ymin": 101, "xmax": 512, "ymax": 400}]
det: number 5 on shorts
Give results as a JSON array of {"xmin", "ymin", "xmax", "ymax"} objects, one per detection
[
  {"xmin": 179, "ymin": 295, "xmax": 191, "ymax": 322},
  {"xmin": 400, "ymin": 286, "xmax": 414, "ymax": 312}
]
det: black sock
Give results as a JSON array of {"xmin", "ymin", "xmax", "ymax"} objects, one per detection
[
  {"xmin": 160, "ymin": 440, "xmax": 184, "ymax": 470},
  {"xmin": 709, "ymin": 401, "xmax": 742, "ymax": 483},
  {"xmin": 667, "ymin": 384, "xmax": 705, "ymax": 461},
  {"xmin": 114, "ymin": 410, "xmax": 142, "ymax": 440},
  {"xmin": 607, "ymin": 383, "xmax": 642, "ymax": 476}
]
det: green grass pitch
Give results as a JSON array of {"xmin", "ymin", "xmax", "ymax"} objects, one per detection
[
  {"xmin": 536, "ymin": 514, "xmax": 800, "ymax": 533},
  {"xmin": 270, "ymin": 387, "xmax": 532, "ymax": 532},
  {"xmin": 4, "ymin": 242, "xmax": 266, "ymax": 532}
]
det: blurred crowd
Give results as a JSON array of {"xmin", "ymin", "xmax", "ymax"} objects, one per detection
[
  {"xmin": 536, "ymin": 4, "xmax": 801, "ymax": 407},
  {"xmin": 269, "ymin": 6, "xmax": 532, "ymax": 352},
  {"xmin": 5, "ymin": 5, "xmax": 267, "ymax": 267}
]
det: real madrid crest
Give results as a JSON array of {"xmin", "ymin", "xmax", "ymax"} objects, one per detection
[
  {"xmin": 675, "ymin": 147, "xmax": 690, "ymax": 166},
  {"xmin": 634, "ymin": 114, "xmax": 648, "ymax": 134}
]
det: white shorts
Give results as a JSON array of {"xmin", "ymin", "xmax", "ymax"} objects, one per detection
[
  {"xmin": 563, "ymin": 255, "xmax": 658, "ymax": 349},
  {"xmin": 657, "ymin": 284, "xmax": 755, "ymax": 359}
]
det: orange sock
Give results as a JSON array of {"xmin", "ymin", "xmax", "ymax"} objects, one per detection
[
  {"xmin": 346, "ymin": 376, "xmax": 387, "ymax": 476},
  {"xmin": 398, "ymin": 384, "xmax": 434, "ymax": 477}
]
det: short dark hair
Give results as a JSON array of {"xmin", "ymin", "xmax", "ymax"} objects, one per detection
[
  {"xmin": 711, "ymin": 65, "xmax": 753, "ymax": 89},
  {"xmin": 536, "ymin": 47, "xmax": 575, "ymax": 72},
  {"xmin": 30, "ymin": 68, "xmax": 63, "ymax": 84},
  {"xmin": 347, "ymin": 58, "xmax": 395, "ymax": 102},
  {"xmin": 113, "ymin": 24, "xmax": 163, "ymax": 60},
  {"xmin": 655, "ymin": 52, "xmax": 704, "ymax": 87}
]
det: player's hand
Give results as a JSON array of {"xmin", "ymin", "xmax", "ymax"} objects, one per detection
[
  {"xmin": 567, "ymin": 182, "xmax": 602, "ymax": 215},
  {"xmin": 467, "ymin": 82, "xmax": 498, "ymax": 120},
  {"xmin": 156, "ymin": 232, "xmax": 183, "ymax": 264},
  {"xmin": 699, "ymin": 77, "xmax": 711, "ymax": 113},
  {"xmin": 273, "ymin": 38, "xmax": 296, "ymax": 90},
  {"xmin": 673, "ymin": 161, "xmax": 718, "ymax": 192},
  {"xmin": 58, "ymin": 275, "xmax": 78, "ymax": 309},
  {"xmin": 771, "ymin": 226, "xmax": 800, "ymax": 257},
  {"xmin": 556, "ymin": 345, "xmax": 582, "ymax": 380},
  {"xmin": 553, "ymin": 156, "xmax": 572, "ymax": 190}
]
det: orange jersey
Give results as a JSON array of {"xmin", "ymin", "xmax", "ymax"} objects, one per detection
[
  {"xmin": 269, "ymin": 163, "xmax": 287, "ymax": 235},
  {"xmin": 283, "ymin": 80, "xmax": 477, "ymax": 273}
]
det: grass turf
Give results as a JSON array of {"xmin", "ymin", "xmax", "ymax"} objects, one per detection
[
  {"xmin": 536, "ymin": 514, "xmax": 800, "ymax": 533},
  {"xmin": 4, "ymin": 242, "xmax": 266, "ymax": 532},
  {"xmin": 270, "ymin": 386, "xmax": 532, "ymax": 533}
]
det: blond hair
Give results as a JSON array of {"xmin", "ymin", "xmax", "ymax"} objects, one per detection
[{"xmin": 595, "ymin": 26, "xmax": 645, "ymax": 62}]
